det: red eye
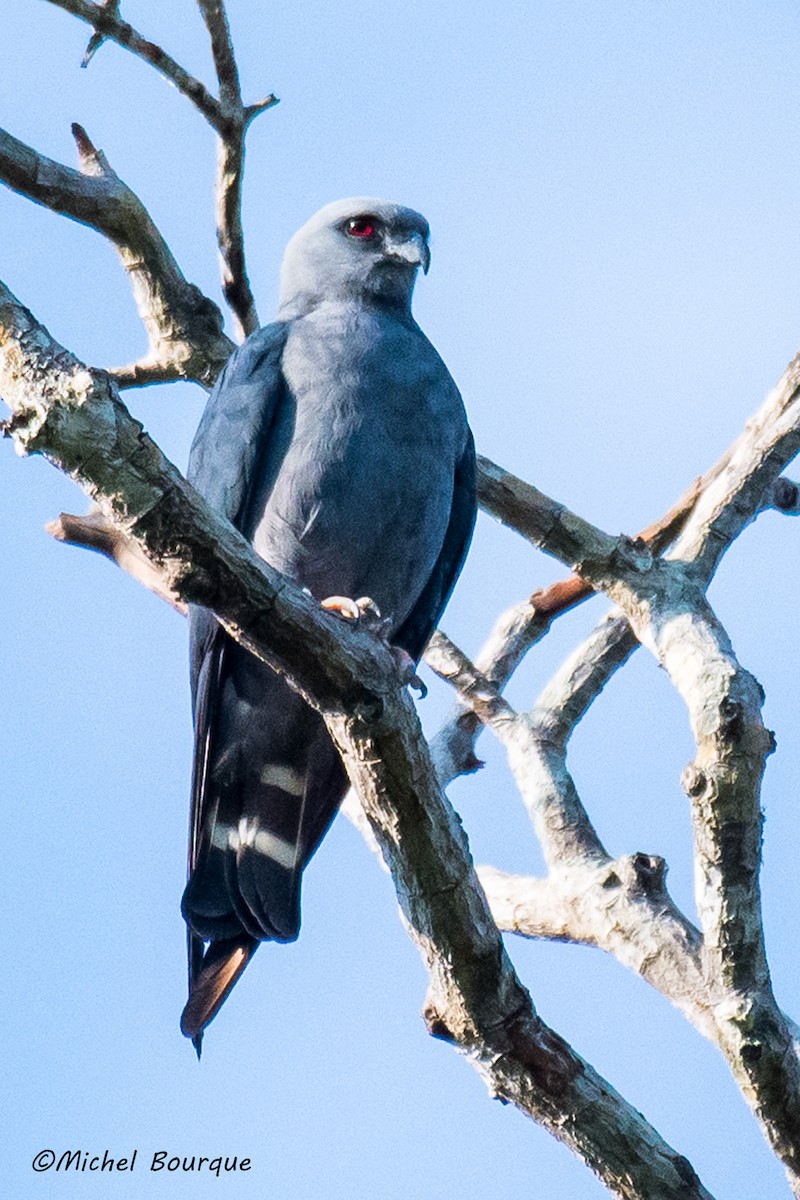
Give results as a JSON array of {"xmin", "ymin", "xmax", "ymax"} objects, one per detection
[{"xmin": 345, "ymin": 217, "xmax": 376, "ymax": 238}]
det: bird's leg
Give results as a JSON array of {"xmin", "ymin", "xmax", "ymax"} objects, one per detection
[{"xmin": 319, "ymin": 595, "xmax": 427, "ymax": 696}]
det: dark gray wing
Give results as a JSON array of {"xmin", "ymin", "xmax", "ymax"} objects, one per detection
[
  {"xmin": 187, "ymin": 321, "xmax": 289, "ymax": 853},
  {"xmin": 188, "ymin": 322, "xmax": 289, "ymax": 524},
  {"xmin": 394, "ymin": 430, "xmax": 476, "ymax": 662},
  {"xmin": 183, "ymin": 323, "xmax": 288, "ymax": 1049},
  {"xmin": 187, "ymin": 322, "xmax": 288, "ymax": 699}
]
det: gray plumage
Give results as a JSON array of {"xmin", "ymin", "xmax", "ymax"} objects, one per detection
[{"xmin": 181, "ymin": 198, "xmax": 476, "ymax": 1046}]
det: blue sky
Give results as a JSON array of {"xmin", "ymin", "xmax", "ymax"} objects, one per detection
[{"xmin": 3, "ymin": 2, "xmax": 800, "ymax": 1196}]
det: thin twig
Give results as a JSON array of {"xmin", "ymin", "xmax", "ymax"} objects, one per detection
[
  {"xmin": 80, "ymin": 0, "xmax": 120, "ymax": 66},
  {"xmin": 47, "ymin": 0, "xmax": 224, "ymax": 128},
  {"xmin": 47, "ymin": 0, "xmax": 276, "ymax": 339},
  {"xmin": 671, "ymin": 352, "xmax": 800, "ymax": 573},
  {"xmin": 429, "ymin": 630, "xmax": 609, "ymax": 867},
  {"xmin": 197, "ymin": 0, "xmax": 270, "ymax": 337},
  {"xmin": 197, "ymin": 0, "xmax": 242, "ymax": 110},
  {"xmin": 213, "ymin": 135, "xmax": 261, "ymax": 339}
]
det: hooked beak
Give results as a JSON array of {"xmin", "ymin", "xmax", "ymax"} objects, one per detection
[{"xmin": 386, "ymin": 230, "xmax": 431, "ymax": 274}]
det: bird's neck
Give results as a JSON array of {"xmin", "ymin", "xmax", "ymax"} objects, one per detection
[{"xmin": 278, "ymin": 288, "xmax": 414, "ymax": 324}]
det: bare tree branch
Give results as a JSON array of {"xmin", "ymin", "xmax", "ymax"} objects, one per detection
[
  {"xmin": 327, "ymin": 691, "xmax": 715, "ymax": 1200},
  {"xmin": 435, "ymin": 597, "xmax": 800, "ymax": 1189},
  {"xmin": 197, "ymin": 0, "xmax": 273, "ymax": 338},
  {"xmin": 80, "ymin": 0, "xmax": 120, "ymax": 67},
  {"xmin": 428, "ymin": 630, "xmax": 609, "ymax": 865},
  {"xmin": 428, "ymin": 340, "xmax": 800, "ymax": 1189},
  {"xmin": 477, "ymin": 865, "xmax": 713, "ymax": 1036},
  {"xmin": 431, "ymin": 621, "xmax": 736, "ymax": 1049},
  {"xmin": 672, "ymin": 352, "xmax": 800, "ymax": 573},
  {"xmin": 529, "ymin": 580, "xmax": 800, "ymax": 1183},
  {"xmin": 429, "ymin": 456, "xmax": 720, "ymax": 785},
  {"xmin": 44, "ymin": 1, "xmax": 277, "ymax": 340},
  {"xmin": 556, "ymin": 427, "xmax": 800, "ymax": 1184},
  {"xmin": 47, "ymin": 0, "xmax": 224, "ymax": 127},
  {"xmin": 0, "ymin": 124, "xmax": 232, "ymax": 385},
  {"xmin": 428, "ymin": 625, "xmax": 797, "ymax": 1064},
  {"xmin": 632, "ymin": 585, "xmax": 800, "ymax": 1177},
  {"xmin": 476, "ymin": 453, "xmax": 624, "ymax": 571},
  {"xmin": 197, "ymin": 0, "xmax": 241, "ymax": 110},
  {"xmin": 497, "ymin": 455, "xmax": 715, "ymax": 623},
  {"xmin": 46, "ymin": 509, "xmax": 187, "ymax": 613},
  {"xmin": 0, "ymin": 277, "xmax": 717, "ymax": 1200}
]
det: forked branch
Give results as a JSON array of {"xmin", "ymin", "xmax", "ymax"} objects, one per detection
[
  {"xmin": 0, "ymin": 123, "xmax": 232, "ymax": 385},
  {"xmin": 429, "ymin": 348, "xmax": 800, "ymax": 1190},
  {"xmin": 41, "ymin": 0, "xmax": 277, "ymax": 342}
]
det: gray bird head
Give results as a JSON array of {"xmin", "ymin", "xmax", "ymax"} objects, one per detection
[{"xmin": 278, "ymin": 198, "xmax": 431, "ymax": 319}]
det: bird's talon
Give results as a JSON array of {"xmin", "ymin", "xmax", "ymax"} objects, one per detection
[
  {"xmin": 354, "ymin": 596, "xmax": 381, "ymax": 618},
  {"xmin": 409, "ymin": 673, "xmax": 428, "ymax": 698},
  {"xmin": 354, "ymin": 597, "xmax": 389, "ymax": 633},
  {"xmin": 321, "ymin": 595, "xmax": 389, "ymax": 634},
  {"xmin": 391, "ymin": 646, "xmax": 428, "ymax": 697},
  {"xmin": 321, "ymin": 595, "xmax": 362, "ymax": 621}
]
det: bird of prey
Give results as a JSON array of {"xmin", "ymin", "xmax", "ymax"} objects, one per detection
[{"xmin": 181, "ymin": 198, "xmax": 476, "ymax": 1049}]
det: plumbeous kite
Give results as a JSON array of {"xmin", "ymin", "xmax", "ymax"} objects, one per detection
[{"xmin": 181, "ymin": 198, "xmax": 476, "ymax": 1049}]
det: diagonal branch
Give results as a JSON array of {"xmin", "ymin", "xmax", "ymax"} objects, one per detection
[
  {"xmin": 673, "ymin": 351, "xmax": 800, "ymax": 573},
  {"xmin": 428, "ymin": 630, "xmax": 608, "ymax": 866},
  {"xmin": 584, "ymin": 517, "xmax": 800, "ymax": 1183},
  {"xmin": 478, "ymin": 865, "xmax": 712, "ymax": 1036},
  {"xmin": 434, "ymin": 609, "xmax": 800, "ymax": 1184},
  {"xmin": 0, "ymin": 278, "xmax": 716, "ymax": 1200},
  {"xmin": 426, "ymin": 632, "xmax": 715, "ymax": 1039},
  {"xmin": 429, "ymin": 628, "xmax": 713, "ymax": 1042},
  {"xmin": 327, "ymin": 691, "xmax": 715, "ymax": 1200},
  {"xmin": 534, "ymin": 574, "xmax": 800, "ymax": 1184},
  {"xmin": 46, "ymin": 508, "xmax": 187, "ymax": 613},
  {"xmin": 476, "ymin": 453, "xmax": 621, "ymax": 570},
  {"xmin": 197, "ymin": 0, "xmax": 242, "ymax": 111}
]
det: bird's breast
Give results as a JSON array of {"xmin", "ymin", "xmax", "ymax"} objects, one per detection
[{"xmin": 248, "ymin": 307, "xmax": 467, "ymax": 626}]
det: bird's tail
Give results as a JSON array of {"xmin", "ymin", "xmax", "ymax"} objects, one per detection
[{"xmin": 181, "ymin": 934, "xmax": 259, "ymax": 1055}]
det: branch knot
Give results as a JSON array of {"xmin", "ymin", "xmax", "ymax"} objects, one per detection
[{"xmin": 681, "ymin": 763, "xmax": 708, "ymax": 798}]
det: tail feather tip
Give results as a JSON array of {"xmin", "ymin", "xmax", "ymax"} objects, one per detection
[{"xmin": 180, "ymin": 936, "xmax": 258, "ymax": 1048}]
